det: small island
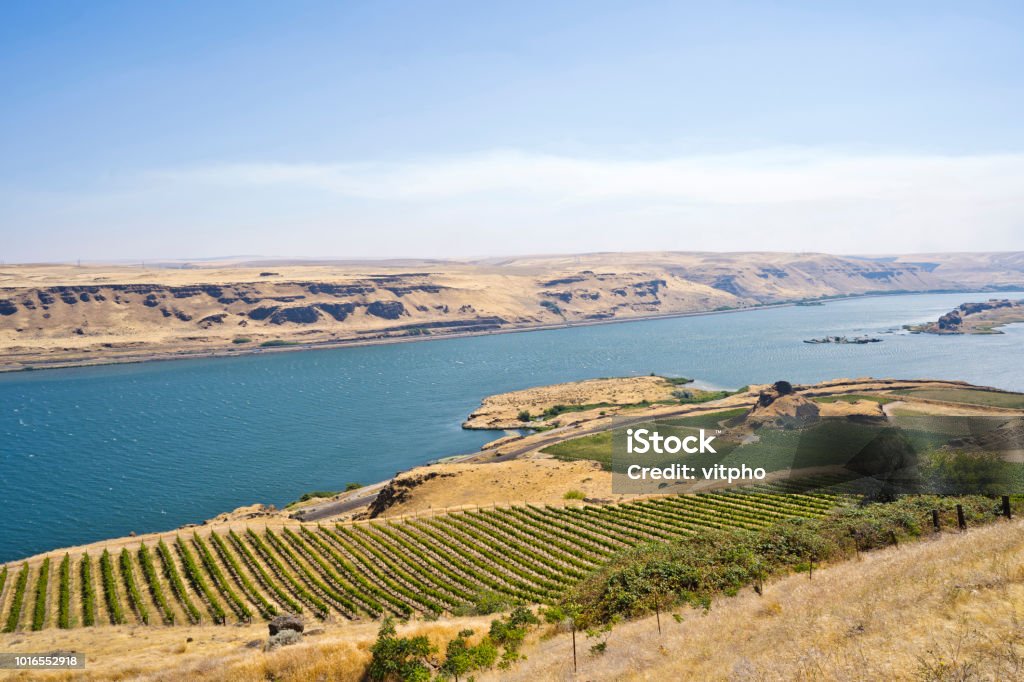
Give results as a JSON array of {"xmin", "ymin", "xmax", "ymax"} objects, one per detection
[
  {"xmin": 906, "ymin": 298, "xmax": 1024, "ymax": 334},
  {"xmin": 804, "ymin": 335, "xmax": 882, "ymax": 344}
]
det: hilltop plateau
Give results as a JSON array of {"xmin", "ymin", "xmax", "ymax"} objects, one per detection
[{"xmin": 2, "ymin": 251, "xmax": 1021, "ymax": 371}]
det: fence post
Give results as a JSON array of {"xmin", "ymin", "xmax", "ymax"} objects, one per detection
[
  {"xmin": 956, "ymin": 504, "xmax": 966, "ymax": 531},
  {"xmin": 572, "ymin": 622, "xmax": 578, "ymax": 673},
  {"xmin": 1002, "ymin": 496, "xmax": 1012, "ymax": 520},
  {"xmin": 932, "ymin": 509, "xmax": 940, "ymax": 533}
]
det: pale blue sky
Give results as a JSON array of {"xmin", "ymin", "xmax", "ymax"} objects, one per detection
[{"xmin": 2, "ymin": 1, "xmax": 1023, "ymax": 262}]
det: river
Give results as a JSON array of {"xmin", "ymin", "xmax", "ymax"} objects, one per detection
[{"xmin": 1, "ymin": 291, "xmax": 1022, "ymax": 562}]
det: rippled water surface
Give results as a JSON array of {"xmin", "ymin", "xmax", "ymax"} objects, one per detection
[{"xmin": 1, "ymin": 291, "xmax": 1023, "ymax": 561}]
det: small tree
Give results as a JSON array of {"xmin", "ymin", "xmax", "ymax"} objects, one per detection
[
  {"xmin": 366, "ymin": 617, "xmax": 435, "ymax": 682},
  {"xmin": 517, "ymin": 410, "xmax": 532, "ymax": 422},
  {"xmin": 438, "ymin": 628, "xmax": 498, "ymax": 681},
  {"xmin": 490, "ymin": 606, "xmax": 540, "ymax": 669}
]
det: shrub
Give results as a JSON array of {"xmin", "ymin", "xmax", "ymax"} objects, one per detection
[
  {"xmin": 345, "ymin": 482, "xmax": 364, "ymax": 491},
  {"xmin": 297, "ymin": 490, "xmax": 338, "ymax": 503},
  {"xmin": 454, "ymin": 590, "xmax": 511, "ymax": 616},
  {"xmin": 232, "ymin": 337, "xmax": 252, "ymax": 344},
  {"xmin": 438, "ymin": 628, "xmax": 499, "ymax": 680},
  {"xmin": 366, "ymin": 616, "xmax": 435, "ymax": 681},
  {"xmin": 568, "ymin": 496, "xmax": 999, "ymax": 627},
  {"xmin": 517, "ymin": 410, "xmax": 532, "ymax": 422},
  {"xmin": 564, "ymin": 490, "xmax": 586, "ymax": 500},
  {"xmin": 489, "ymin": 606, "xmax": 540, "ymax": 668}
]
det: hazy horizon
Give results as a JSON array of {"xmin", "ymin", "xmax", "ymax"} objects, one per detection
[{"xmin": 6, "ymin": 247, "xmax": 1024, "ymax": 268}]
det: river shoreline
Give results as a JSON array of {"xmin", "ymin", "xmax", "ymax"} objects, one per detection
[{"xmin": 0, "ymin": 288, "xmax": 995, "ymax": 375}]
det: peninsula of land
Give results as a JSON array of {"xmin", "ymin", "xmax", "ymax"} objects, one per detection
[{"xmin": 906, "ymin": 298, "xmax": 1024, "ymax": 334}]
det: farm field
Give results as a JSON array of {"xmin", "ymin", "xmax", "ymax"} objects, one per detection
[
  {"xmin": 0, "ymin": 487, "xmax": 844, "ymax": 632},
  {"xmin": 890, "ymin": 387, "xmax": 1024, "ymax": 409},
  {"xmin": 811, "ymin": 394, "xmax": 895, "ymax": 405}
]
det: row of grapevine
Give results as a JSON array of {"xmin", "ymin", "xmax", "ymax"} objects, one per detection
[
  {"xmin": 157, "ymin": 540, "xmax": 202, "ymax": 624},
  {"xmin": 80, "ymin": 554, "xmax": 96, "ymax": 626},
  {"xmin": 119, "ymin": 549, "xmax": 149, "ymax": 625},
  {"xmin": 1, "ymin": 489, "xmax": 839, "ymax": 630},
  {"xmin": 174, "ymin": 537, "xmax": 226, "ymax": 624},
  {"xmin": 58, "ymin": 554, "xmax": 71, "ymax": 629},
  {"xmin": 99, "ymin": 550, "xmax": 125, "ymax": 625},
  {"xmin": 31, "ymin": 558, "xmax": 50, "ymax": 631},
  {"xmin": 2, "ymin": 564, "xmax": 29, "ymax": 632},
  {"xmin": 138, "ymin": 544, "xmax": 175, "ymax": 625},
  {"xmin": 208, "ymin": 532, "xmax": 277, "ymax": 620}
]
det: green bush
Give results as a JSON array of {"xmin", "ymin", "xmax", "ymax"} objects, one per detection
[
  {"xmin": 489, "ymin": 606, "xmax": 540, "ymax": 668},
  {"xmin": 297, "ymin": 490, "xmax": 338, "ymax": 503},
  {"xmin": 438, "ymin": 628, "xmax": 499, "ymax": 680},
  {"xmin": 454, "ymin": 590, "xmax": 511, "ymax": 616},
  {"xmin": 366, "ymin": 616, "xmax": 435, "ymax": 681},
  {"xmin": 563, "ymin": 490, "xmax": 586, "ymax": 500},
  {"xmin": 568, "ymin": 495, "xmax": 1001, "ymax": 627}
]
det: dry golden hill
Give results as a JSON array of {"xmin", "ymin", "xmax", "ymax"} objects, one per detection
[{"xmin": 2, "ymin": 251, "xmax": 1021, "ymax": 370}]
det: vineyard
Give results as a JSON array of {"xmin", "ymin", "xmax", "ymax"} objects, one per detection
[{"xmin": 0, "ymin": 484, "xmax": 844, "ymax": 631}]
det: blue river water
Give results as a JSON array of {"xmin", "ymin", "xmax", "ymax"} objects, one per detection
[{"xmin": 1, "ymin": 291, "xmax": 1023, "ymax": 562}]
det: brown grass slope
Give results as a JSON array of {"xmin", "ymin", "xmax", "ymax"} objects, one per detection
[{"xmin": 487, "ymin": 519, "xmax": 1024, "ymax": 682}]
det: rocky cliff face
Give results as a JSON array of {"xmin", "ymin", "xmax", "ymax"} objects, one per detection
[{"xmin": 0, "ymin": 251, "xmax": 1013, "ymax": 369}]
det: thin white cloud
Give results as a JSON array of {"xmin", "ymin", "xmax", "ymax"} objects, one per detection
[
  {"xmin": 5, "ymin": 148, "xmax": 1024, "ymax": 260},
  {"xmin": 153, "ymin": 148, "xmax": 1024, "ymax": 205}
]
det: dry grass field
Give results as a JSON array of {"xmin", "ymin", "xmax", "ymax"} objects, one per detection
[{"xmin": 485, "ymin": 519, "xmax": 1024, "ymax": 682}]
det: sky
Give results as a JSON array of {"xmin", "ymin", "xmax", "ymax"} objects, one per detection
[{"xmin": 1, "ymin": 0, "xmax": 1023, "ymax": 263}]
